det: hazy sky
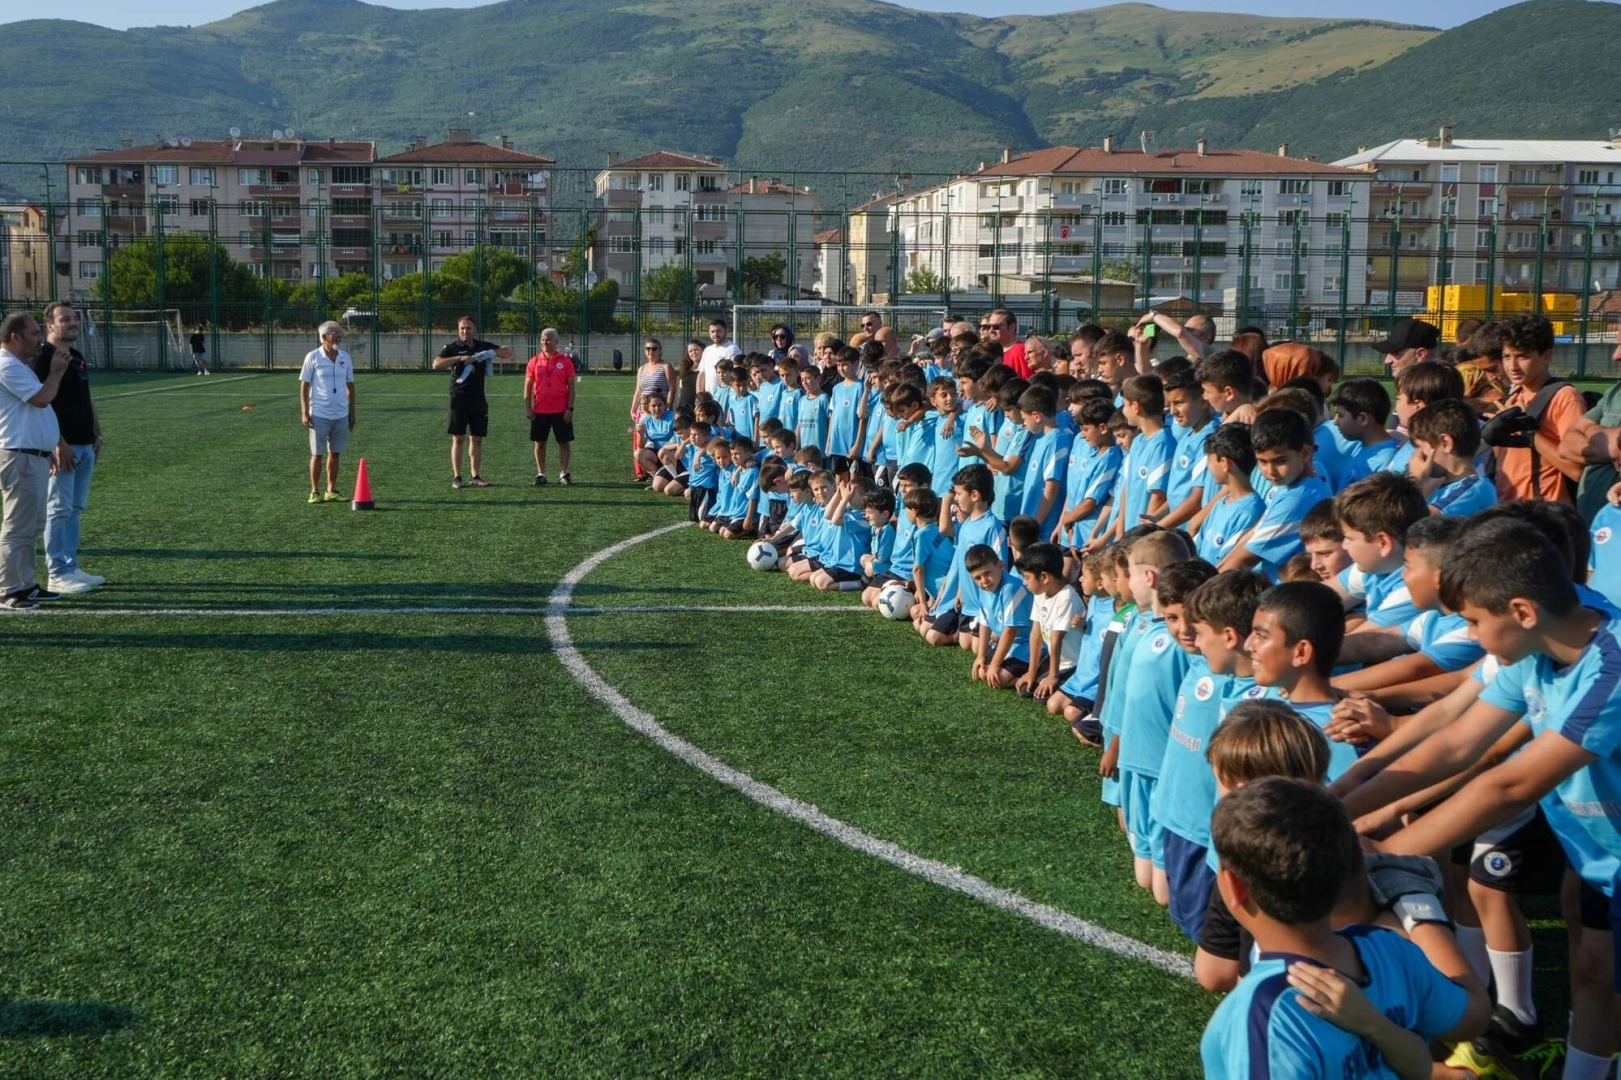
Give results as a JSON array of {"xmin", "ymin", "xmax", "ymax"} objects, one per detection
[{"xmin": 0, "ymin": 0, "xmax": 1574, "ymax": 31}]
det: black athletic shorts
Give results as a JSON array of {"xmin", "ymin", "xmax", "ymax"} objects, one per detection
[
  {"xmin": 762, "ymin": 500, "xmax": 788, "ymax": 535},
  {"xmin": 929, "ymin": 608, "xmax": 968, "ymax": 637},
  {"xmin": 1577, "ymin": 878, "xmax": 1612, "ymax": 931},
  {"xmin": 820, "ymin": 565, "xmax": 863, "ymax": 585},
  {"xmin": 688, "ymin": 486, "xmax": 716, "ymax": 523},
  {"xmin": 869, "ymin": 573, "xmax": 909, "ymax": 591},
  {"xmin": 1469, "ymin": 806, "xmax": 1568, "ymax": 896},
  {"xmin": 448, "ymin": 404, "xmax": 489, "ymax": 437},
  {"xmin": 996, "ymin": 655, "xmax": 1030, "ymax": 679},
  {"xmin": 530, "ymin": 412, "xmax": 574, "ymax": 444}
]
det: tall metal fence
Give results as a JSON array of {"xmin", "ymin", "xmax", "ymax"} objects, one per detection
[{"xmin": 3, "ymin": 162, "xmax": 1619, "ymax": 378}]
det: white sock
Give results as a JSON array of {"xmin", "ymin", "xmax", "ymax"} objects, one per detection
[
  {"xmin": 1456, "ymin": 925, "xmax": 1491, "ymax": 986},
  {"xmin": 1486, "ymin": 947, "xmax": 1536, "ymax": 1026},
  {"xmin": 1562, "ymin": 1046, "xmax": 1615, "ymax": 1080}
]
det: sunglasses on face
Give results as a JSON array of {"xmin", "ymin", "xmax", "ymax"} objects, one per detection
[
  {"xmin": 772, "ymin": 333, "xmax": 788, "ymax": 339},
  {"xmin": 645, "ymin": 346, "xmax": 660, "ymax": 352}
]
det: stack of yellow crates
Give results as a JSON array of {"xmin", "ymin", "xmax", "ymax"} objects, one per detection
[{"xmin": 1426, "ymin": 285, "xmax": 1577, "ymax": 337}]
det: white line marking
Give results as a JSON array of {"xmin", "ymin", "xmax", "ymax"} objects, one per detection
[
  {"xmin": 546, "ymin": 521, "xmax": 1196, "ymax": 979},
  {"xmin": 29, "ymin": 602, "xmax": 866, "ymax": 618},
  {"xmin": 102, "ymin": 374, "xmax": 264, "ymax": 398}
]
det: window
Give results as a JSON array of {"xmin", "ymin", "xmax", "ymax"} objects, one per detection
[
  {"xmin": 189, "ymin": 199, "xmax": 210, "ymax": 217},
  {"xmin": 492, "ymin": 201, "xmax": 525, "ymax": 221},
  {"xmin": 78, "ymin": 261, "xmax": 103, "ymax": 280},
  {"xmin": 308, "ymin": 169, "xmax": 322, "ymax": 186},
  {"xmin": 1478, "ymin": 197, "xmax": 1498, "ymax": 218},
  {"xmin": 75, "ymin": 166, "xmax": 104, "ymax": 185},
  {"xmin": 151, "ymin": 165, "xmax": 178, "ymax": 185},
  {"xmin": 271, "ymin": 201, "xmax": 297, "ymax": 219},
  {"xmin": 154, "ymin": 194, "xmax": 179, "ymax": 215},
  {"xmin": 488, "ymin": 230, "xmax": 526, "ymax": 254},
  {"xmin": 1325, "ymin": 211, "xmax": 1348, "ymax": 231},
  {"xmin": 271, "ymin": 230, "xmax": 300, "ymax": 247},
  {"xmin": 1324, "ymin": 273, "xmax": 1341, "ymax": 294},
  {"xmin": 1240, "ymin": 180, "xmax": 1263, "ymax": 196},
  {"xmin": 240, "ymin": 232, "xmax": 253, "ymax": 248},
  {"xmin": 609, "ymin": 236, "xmax": 633, "ymax": 254},
  {"xmin": 1475, "ymin": 262, "xmax": 1491, "ymax": 283},
  {"xmin": 381, "ymin": 168, "xmax": 424, "ymax": 187},
  {"xmin": 331, "ymin": 166, "xmax": 372, "ymax": 185},
  {"xmin": 1101, "ymin": 211, "xmax": 1127, "ymax": 227},
  {"xmin": 1276, "ymin": 209, "xmax": 1308, "ymax": 227},
  {"xmin": 648, "ymin": 207, "xmax": 664, "ymax": 225},
  {"xmin": 1327, "ymin": 180, "xmax": 1351, "ymax": 197},
  {"xmin": 464, "ymin": 169, "xmax": 482, "ymax": 185},
  {"xmin": 1272, "ymin": 272, "xmax": 1305, "ymax": 291},
  {"xmin": 432, "ymin": 198, "xmax": 455, "ymax": 219},
  {"xmin": 696, "ymin": 205, "xmax": 725, "ymax": 222},
  {"xmin": 695, "ymin": 239, "xmax": 717, "ymax": 255},
  {"xmin": 386, "ymin": 202, "xmax": 423, "ymax": 219},
  {"xmin": 649, "ymin": 237, "xmax": 665, "ymax": 255},
  {"xmin": 239, "ymin": 168, "xmax": 267, "ymax": 185},
  {"xmin": 270, "ymin": 168, "xmax": 296, "ymax": 185},
  {"xmin": 434, "ymin": 231, "xmax": 453, "ymax": 248},
  {"xmin": 432, "ymin": 168, "xmax": 453, "ymax": 186},
  {"xmin": 648, "ymin": 173, "xmax": 663, "ymax": 192},
  {"xmin": 697, "ymin": 174, "xmax": 721, "ymax": 192},
  {"xmin": 674, "ymin": 174, "xmax": 691, "ymax": 192},
  {"xmin": 1441, "ymin": 165, "xmax": 1460, "ymax": 184},
  {"xmin": 673, "ymin": 238, "xmax": 684, "ymax": 255},
  {"xmin": 331, "ymin": 198, "xmax": 371, "ymax": 217},
  {"xmin": 1277, "ymin": 179, "xmax": 1309, "ymax": 195},
  {"xmin": 1102, "ymin": 179, "xmax": 1128, "ymax": 196},
  {"xmin": 190, "ymin": 167, "xmax": 215, "ymax": 186},
  {"xmin": 1478, "ymin": 165, "xmax": 1498, "ymax": 185},
  {"xmin": 74, "ymin": 198, "xmax": 102, "ymax": 217},
  {"xmin": 332, "ymin": 228, "xmax": 370, "ymax": 248},
  {"xmin": 1579, "ymin": 169, "xmax": 1600, "ymax": 185},
  {"xmin": 77, "ymin": 231, "xmax": 102, "ymax": 247}
]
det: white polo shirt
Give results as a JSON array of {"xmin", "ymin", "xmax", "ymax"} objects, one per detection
[
  {"xmin": 300, "ymin": 346, "xmax": 354, "ymax": 420},
  {"xmin": 0, "ymin": 347, "xmax": 60, "ymax": 451},
  {"xmin": 698, "ymin": 339, "xmax": 742, "ymax": 395}
]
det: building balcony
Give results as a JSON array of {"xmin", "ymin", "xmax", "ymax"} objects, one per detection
[
  {"xmin": 330, "ymin": 183, "xmax": 369, "ymax": 197},
  {"xmin": 603, "ymin": 189, "xmax": 642, "ymax": 208},
  {"xmin": 248, "ymin": 184, "xmax": 301, "ymax": 197},
  {"xmin": 330, "ymin": 214, "xmax": 370, "ymax": 229},
  {"xmin": 1051, "ymin": 193, "xmax": 1096, "ymax": 210},
  {"xmin": 380, "ymin": 207, "xmax": 426, "ymax": 223},
  {"xmin": 691, "ymin": 219, "xmax": 727, "ymax": 239},
  {"xmin": 693, "ymin": 188, "xmax": 727, "ymax": 204},
  {"xmin": 100, "ymin": 182, "xmax": 143, "ymax": 200}
]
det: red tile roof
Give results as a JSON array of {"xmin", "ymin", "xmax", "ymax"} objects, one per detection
[
  {"xmin": 727, "ymin": 179, "xmax": 811, "ymax": 196},
  {"xmin": 377, "ymin": 140, "xmax": 553, "ymax": 166},
  {"xmin": 606, "ymin": 150, "xmax": 725, "ymax": 171},
  {"xmin": 973, "ymin": 145, "xmax": 1363, "ymax": 177},
  {"xmin": 70, "ymin": 139, "xmax": 374, "ymax": 164},
  {"xmin": 813, "ymin": 228, "xmax": 844, "ymax": 244}
]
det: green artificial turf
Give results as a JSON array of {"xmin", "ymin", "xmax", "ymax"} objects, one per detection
[{"xmin": 0, "ymin": 371, "xmax": 1568, "ymax": 1077}]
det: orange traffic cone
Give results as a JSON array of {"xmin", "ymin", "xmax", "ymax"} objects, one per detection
[{"xmin": 352, "ymin": 458, "xmax": 375, "ymax": 510}]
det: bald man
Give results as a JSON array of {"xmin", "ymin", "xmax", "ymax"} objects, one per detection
[
  {"xmin": 1024, "ymin": 334, "xmax": 1052, "ymax": 374},
  {"xmin": 874, "ymin": 326, "xmax": 901, "ymax": 360}
]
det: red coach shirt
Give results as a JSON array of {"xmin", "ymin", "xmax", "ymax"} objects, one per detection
[
  {"xmin": 527, "ymin": 350, "xmax": 576, "ymax": 414},
  {"xmin": 1002, "ymin": 340, "xmax": 1029, "ymax": 378}
]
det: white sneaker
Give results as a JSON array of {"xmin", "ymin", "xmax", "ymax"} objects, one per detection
[
  {"xmin": 48, "ymin": 576, "xmax": 95, "ymax": 595},
  {"xmin": 74, "ymin": 569, "xmax": 106, "ymax": 586}
]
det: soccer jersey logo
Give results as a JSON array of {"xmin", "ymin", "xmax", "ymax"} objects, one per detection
[
  {"xmin": 1243, "ymin": 686, "xmax": 1267, "ymax": 699},
  {"xmin": 1149, "ymin": 633, "xmax": 1171, "ymax": 653},
  {"xmin": 1174, "ymin": 696, "xmax": 1186, "ymax": 720},
  {"xmin": 1482, "ymin": 851, "xmax": 1514, "ymax": 878},
  {"xmin": 1211, "ymin": 533, "xmax": 1227, "ymax": 548},
  {"xmin": 1177, "ymin": 454, "xmax": 1191, "ymax": 470},
  {"xmin": 1597, "ymin": 527, "xmax": 1613, "ymax": 545},
  {"xmin": 1194, "ymin": 677, "xmax": 1215, "ymax": 702},
  {"xmin": 1523, "ymin": 689, "xmax": 1547, "ymax": 726},
  {"xmin": 1138, "ymin": 466, "xmax": 1148, "ymax": 479}
]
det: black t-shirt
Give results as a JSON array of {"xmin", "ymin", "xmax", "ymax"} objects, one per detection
[
  {"xmin": 1198, "ymin": 885, "xmax": 1252, "ymax": 973},
  {"xmin": 438, "ymin": 338, "xmax": 496, "ymax": 406},
  {"xmin": 189, "ymin": 332, "xmax": 206, "ymax": 354},
  {"xmin": 30, "ymin": 343, "xmax": 96, "ymax": 445}
]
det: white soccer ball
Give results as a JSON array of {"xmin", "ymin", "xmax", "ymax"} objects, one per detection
[
  {"xmin": 746, "ymin": 541, "xmax": 781, "ymax": 571},
  {"xmin": 876, "ymin": 583, "xmax": 914, "ymax": 621}
]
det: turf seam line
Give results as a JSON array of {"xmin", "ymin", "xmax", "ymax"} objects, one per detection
[
  {"xmin": 548, "ymin": 521, "xmax": 1197, "ymax": 980},
  {"xmin": 31, "ymin": 604, "xmax": 869, "ymax": 617},
  {"xmin": 100, "ymin": 374, "xmax": 265, "ymax": 398}
]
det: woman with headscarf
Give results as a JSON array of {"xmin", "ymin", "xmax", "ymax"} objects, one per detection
[{"xmin": 767, "ymin": 324, "xmax": 795, "ymax": 364}]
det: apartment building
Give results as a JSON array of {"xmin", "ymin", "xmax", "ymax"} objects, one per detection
[
  {"xmin": 374, "ymin": 129, "xmax": 555, "ymax": 282},
  {"xmin": 810, "ymin": 193, "xmax": 897, "ymax": 304},
  {"xmin": 1335, "ymin": 129, "xmax": 1621, "ymax": 299},
  {"xmin": 0, "ymin": 204, "xmax": 61, "ymax": 303},
  {"xmin": 890, "ymin": 136, "xmax": 1371, "ymax": 314},
  {"xmin": 591, "ymin": 152, "xmax": 822, "ymax": 300},
  {"xmin": 61, "ymin": 129, "xmax": 555, "ymax": 293}
]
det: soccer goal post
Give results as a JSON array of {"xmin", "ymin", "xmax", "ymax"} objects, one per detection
[
  {"xmin": 80, "ymin": 309, "xmax": 187, "ymax": 369},
  {"xmin": 730, "ymin": 303, "xmax": 948, "ymax": 355}
]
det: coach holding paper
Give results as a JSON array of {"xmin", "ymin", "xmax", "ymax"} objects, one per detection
[{"xmin": 0, "ymin": 312, "xmax": 72, "ymax": 611}]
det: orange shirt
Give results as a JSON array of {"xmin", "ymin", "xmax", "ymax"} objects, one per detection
[
  {"xmin": 526, "ymin": 350, "xmax": 575, "ymax": 413},
  {"xmin": 1492, "ymin": 381, "xmax": 1584, "ymax": 504}
]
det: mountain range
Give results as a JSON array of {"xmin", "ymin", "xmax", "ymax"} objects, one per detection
[{"xmin": 0, "ymin": 0, "xmax": 1616, "ymax": 195}]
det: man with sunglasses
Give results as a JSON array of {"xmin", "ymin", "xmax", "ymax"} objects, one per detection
[
  {"xmin": 987, "ymin": 309, "xmax": 1029, "ymax": 378},
  {"xmin": 860, "ymin": 311, "xmax": 883, "ymax": 336}
]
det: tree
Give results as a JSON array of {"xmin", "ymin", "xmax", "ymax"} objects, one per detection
[
  {"xmin": 1098, "ymin": 258, "xmax": 1143, "ymax": 283},
  {"xmin": 741, "ymin": 252, "xmax": 787, "ymax": 300},
  {"xmin": 640, "ymin": 264, "xmax": 693, "ymax": 304},
  {"xmin": 101, "ymin": 236, "xmax": 262, "ymax": 328},
  {"xmin": 903, "ymin": 266, "xmax": 943, "ymax": 294}
]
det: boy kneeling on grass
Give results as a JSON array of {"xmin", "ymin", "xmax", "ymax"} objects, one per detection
[{"xmin": 965, "ymin": 543, "xmax": 1034, "ymax": 690}]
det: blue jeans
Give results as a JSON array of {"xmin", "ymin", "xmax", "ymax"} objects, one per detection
[{"xmin": 46, "ymin": 443, "xmax": 95, "ymax": 578}]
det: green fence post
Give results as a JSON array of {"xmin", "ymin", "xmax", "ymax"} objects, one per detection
[
  {"xmin": 1288, "ymin": 210, "xmax": 1302, "ymax": 339},
  {"xmin": 154, "ymin": 198, "xmax": 168, "ymax": 370},
  {"xmin": 526, "ymin": 206, "xmax": 539, "ymax": 358},
  {"xmin": 1337, "ymin": 207, "xmax": 1351, "ymax": 365},
  {"xmin": 262, "ymin": 208, "xmax": 273, "ymax": 370},
  {"xmin": 208, "ymin": 200, "xmax": 219, "ymax": 362},
  {"xmin": 1532, "ymin": 211, "xmax": 1547, "ymax": 301},
  {"xmin": 1483, "ymin": 215, "xmax": 1498, "ymax": 321},
  {"xmin": 940, "ymin": 208, "xmax": 951, "ymax": 313},
  {"xmin": 315, "ymin": 199, "xmax": 327, "ymax": 318},
  {"xmin": 369, "ymin": 205, "xmax": 381, "ymax": 369},
  {"xmin": 1386, "ymin": 200, "xmax": 1401, "ymax": 335},
  {"xmin": 578, "ymin": 208, "xmax": 590, "ymax": 360},
  {"xmin": 683, "ymin": 206, "xmax": 694, "ymax": 336},
  {"xmin": 1091, "ymin": 209, "xmax": 1102, "ymax": 316},
  {"xmin": 1239, "ymin": 211, "xmax": 1253, "ymax": 329},
  {"xmin": 1140, "ymin": 209, "xmax": 1152, "ymax": 317},
  {"xmin": 1041, "ymin": 206, "xmax": 1054, "ymax": 332},
  {"xmin": 1579, "ymin": 220, "xmax": 1595, "ymax": 378},
  {"xmin": 100, "ymin": 198, "xmax": 113, "ymax": 369},
  {"xmin": 1191, "ymin": 200, "xmax": 1204, "ymax": 317},
  {"xmin": 631, "ymin": 204, "xmax": 643, "ymax": 346},
  {"xmin": 420, "ymin": 198, "xmax": 432, "ymax": 370},
  {"xmin": 474, "ymin": 202, "xmax": 486, "ymax": 331}
]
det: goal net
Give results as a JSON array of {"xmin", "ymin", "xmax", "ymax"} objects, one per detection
[
  {"xmin": 80, "ymin": 309, "xmax": 187, "ymax": 369},
  {"xmin": 731, "ymin": 303, "xmax": 949, "ymax": 355}
]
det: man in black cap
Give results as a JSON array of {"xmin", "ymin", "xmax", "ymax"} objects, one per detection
[{"xmin": 1372, "ymin": 317, "xmax": 1440, "ymax": 378}]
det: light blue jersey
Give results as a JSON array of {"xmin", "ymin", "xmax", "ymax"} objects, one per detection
[
  {"xmin": 1590, "ymin": 504, "xmax": 1621, "ymax": 608},
  {"xmin": 1385, "ymin": 440, "xmax": 1417, "ymax": 477},
  {"xmin": 1168, "ymin": 420, "xmax": 1217, "ymax": 510},
  {"xmin": 1312, "ymin": 422, "xmax": 1370, "ymax": 491},
  {"xmin": 894, "ymin": 410, "xmax": 938, "ymax": 472},
  {"xmin": 796, "ymin": 392, "xmax": 830, "ymax": 453},
  {"xmin": 822, "ymin": 507, "xmax": 873, "ymax": 574},
  {"xmin": 868, "ymin": 520, "xmax": 895, "ymax": 577},
  {"xmin": 686, "ymin": 443, "xmax": 718, "ymax": 490},
  {"xmin": 1429, "ymin": 474, "xmax": 1496, "ymax": 517},
  {"xmin": 991, "ymin": 424, "xmax": 1032, "ymax": 523},
  {"xmin": 912, "ymin": 523, "xmax": 954, "ymax": 600},
  {"xmin": 1101, "ymin": 612, "xmax": 1156, "ymax": 748},
  {"xmin": 827, "ymin": 381, "xmax": 864, "ymax": 456},
  {"xmin": 1062, "ymin": 442, "xmax": 1122, "ymax": 547},
  {"xmin": 753, "ymin": 380, "xmax": 786, "ymax": 425},
  {"xmin": 889, "ymin": 505, "xmax": 919, "ymax": 580},
  {"xmin": 871, "ymin": 405, "xmax": 900, "ymax": 466},
  {"xmin": 1286, "ymin": 699, "xmax": 1360, "ymax": 780},
  {"xmin": 977, "ymin": 573, "xmax": 1035, "ymax": 664},
  {"xmin": 932, "ymin": 511, "xmax": 1007, "ymax": 619},
  {"xmin": 1196, "ymin": 491, "xmax": 1265, "ymax": 566},
  {"xmin": 1151, "ymin": 660, "xmax": 1229, "ymax": 848},
  {"xmin": 1201, "ymin": 926, "xmax": 1469, "ymax": 1080},
  {"xmin": 640, "ymin": 413, "xmax": 675, "ymax": 450},
  {"xmin": 928, "ymin": 409, "xmax": 963, "ymax": 496},
  {"xmin": 1349, "ymin": 437, "xmax": 1403, "ymax": 474},
  {"xmin": 732, "ymin": 465, "xmax": 760, "ymax": 524},
  {"xmin": 727, "ymin": 393, "xmax": 759, "ymax": 440},
  {"xmin": 1117, "ymin": 426, "xmax": 1174, "ymax": 530},
  {"xmin": 1116, "ymin": 618, "xmax": 1191, "ymax": 779},
  {"xmin": 1246, "ymin": 475, "xmax": 1332, "ymax": 579},
  {"xmin": 1403, "ymin": 609, "xmax": 1484, "ymax": 672},
  {"xmin": 1340, "ymin": 564, "xmax": 1420, "ymax": 629},
  {"xmin": 1018, "ymin": 426, "xmax": 1072, "ymax": 536},
  {"xmin": 1481, "ymin": 610, "xmax": 1621, "ymax": 893},
  {"xmin": 777, "ymin": 387, "xmax": 802, "ymax": 434},
  {"xmin": 1059, "ymin": 593, "xmax": 1116, "ymax": 703}
]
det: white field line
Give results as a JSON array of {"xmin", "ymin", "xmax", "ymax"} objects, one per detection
[
  {"xmin": 29, "ymin": 602, "xmax": 867, "ymax": 618},
  {"xmin": 546, "ymin": 521, "xmax": 1196, "ymax": 980},
  {"xmin": 101, "ymin": 374, "xmax": 264, "ymax": 398}
]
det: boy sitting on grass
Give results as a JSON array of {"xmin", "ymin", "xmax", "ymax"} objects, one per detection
[
  {"xmin": 1046, "ymin": 548, "xmax": 1119, "ymax": 739},
  {"xmin": 966, "ymin": 543, "xmax": 1035, "ymax": 690},
  {"xmin": 811, "ymin": 477, "xmax": 874, "ymax": 592},
  {"xmin": 919, "ymin": 464, "xmax": 1006, "ymax": 649},
  {"xmin": 1015, "ymin": 542, "xmax": 1083, "ymax": 701}
]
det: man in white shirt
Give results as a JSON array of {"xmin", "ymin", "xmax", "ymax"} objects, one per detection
[
  {"xmin": 299, "ymin": 320, "xmax": 357, "ymax": 503},
  {"xmin": 0, "ymin": 313, "xmax": 71, "ymax": 610},
  {"xmin": 697, "ymin": 317, "xmax": 741, "ymax": 395}
]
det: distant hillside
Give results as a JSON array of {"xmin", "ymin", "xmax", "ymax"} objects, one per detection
[{"xmin": 0, "ymin": 0, "xmax": 1614, "ymax": 194}]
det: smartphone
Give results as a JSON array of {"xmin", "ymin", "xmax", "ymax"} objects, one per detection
[{"xmin": 1141, "ymin": 323, "xmax": 1158, "ymax": 340}]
